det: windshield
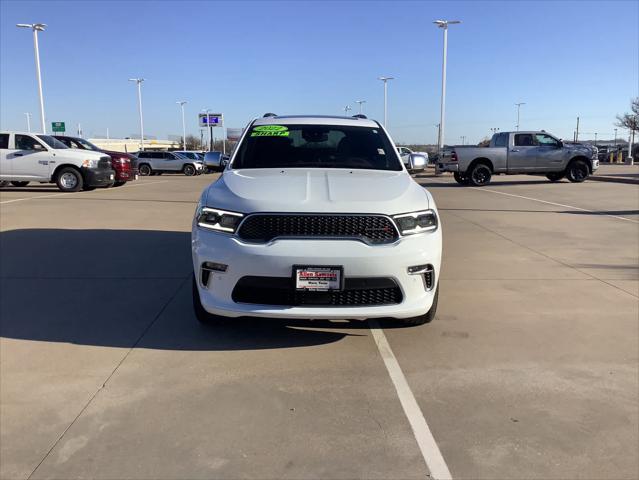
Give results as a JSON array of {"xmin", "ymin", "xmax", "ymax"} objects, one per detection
[
  {"xmin": 178, "ymin": 152, "xmax": 197, "ymax": 159},
  {"xmin": 37, "ymin": 135, "xmax": 68, "ymax": 149},
  {"xmin": 74, "ymin": 137, "xmax": 101, "ymax": 151},
  {"xmin": 233, "ymin": 124, "xmax": 402, "ymax": 171}
]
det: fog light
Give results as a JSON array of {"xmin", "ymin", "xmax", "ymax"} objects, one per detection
[
  {"xmin": 203, "ymin": 262, "xmax": 228, "ymax": 272},
  {"xmin": 200, "ymin": 262, "xmax": 228, "ymax": 288},
  {"xmin": 407, "ymin": 264, "xmax": 429, "ymax": 274}
]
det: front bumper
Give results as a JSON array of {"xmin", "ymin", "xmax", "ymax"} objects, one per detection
[
  {"xmin": 192, "ymin": 229, "xmax": 442, "ymax": 319},
  {"xmin": 437, "ymin": 162, "xmax": 459, "ymax": 173},
  {"xmin": 83, "ymin": 167, "xmax": 115, "ymax": 187}
]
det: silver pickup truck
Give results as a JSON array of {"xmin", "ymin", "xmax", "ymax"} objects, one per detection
[{"xmin": 437, "ymin": 131, "xmax": 599, "ymax": 186}]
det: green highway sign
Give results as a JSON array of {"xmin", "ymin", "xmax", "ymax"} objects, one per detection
[{"xmin": 51, "ymin": 122, "xmax": 65, "ymax": 132}]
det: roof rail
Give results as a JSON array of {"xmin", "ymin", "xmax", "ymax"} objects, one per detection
[
  {"xmin": 352, "ymin": 114, "xmax": 367, "ymax": 119},
  {"xmin": 263, "ymin": 112, "xmax": 277, "ymax": 118}
]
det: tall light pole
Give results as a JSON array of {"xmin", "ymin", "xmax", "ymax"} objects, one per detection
[
  {"xmin": 434, "ymin": 20, "xmax": 461, "ymax": 152},
  {"xmin": 460, "ymin": 135, "xmax": 466, "ymax": 145},
  {"xmin": 24, "ymin": 113, "xmax": 32, "ymax": 132},
  {"xmin": 515, "ymin": 102, "xmax": 526, "ymax": 131},
  {"xmin": 614, "ymin": 128, "xmax": 618, "ymax": 147},
  {"xmin": 355, "ymin": 100, "xmax": 366, "ymax": 114},
  {"xmin": 17, "ymin": 23, "xmax": 47, "ymax": 133},
  {"xmin": 378, "ymin": 76, "xmax": 394, "ymax": 128},
  {"xmin": 435, "ymin": 124, "xmax": 441, "ymax": 150},
  {"xmin": 176, "ymin": 101, "xmax": 187, "ymax": 150},
  {"xmin": 128, "ymin": 78, "xmax": 145, "ymax": 150}
]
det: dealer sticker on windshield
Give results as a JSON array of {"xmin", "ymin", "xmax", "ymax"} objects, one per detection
[
  {"xmin": 251, "ymin": 125, "xmax": 290, "ymax": 137},
  {"xmin": 294, "ymin": 266, "xmax": 343, "ymax": 291}
]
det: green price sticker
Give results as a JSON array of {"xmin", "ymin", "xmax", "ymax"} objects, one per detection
[{"xmin": 251, "ymin": 125, "xmax": 289, "ymax": 137}]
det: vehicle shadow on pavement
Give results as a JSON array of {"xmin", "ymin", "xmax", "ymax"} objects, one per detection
[{"xmin": 0, "ymin": 229, "xmax": 381, "ymax": 352}]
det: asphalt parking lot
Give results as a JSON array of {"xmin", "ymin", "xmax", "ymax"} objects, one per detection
[{"xmin": 1, "ymin": 173, "xmax": 638, "ymax": 479}]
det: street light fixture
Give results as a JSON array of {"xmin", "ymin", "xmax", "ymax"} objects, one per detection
[
  {"xmin": 434, "ymin": 19, "xmax": 461, "ymax": 152},
  {"xmin": 515, "ymin": 102, "xmax": 526, "ymax": 131},
  {"xmin": 354, "ymin": 100, "xmax": 366, "ymax": 114},
  {"xmin": 378, "ymin": 76, "xmax": 394, "ymax": 128},
  {"xmin": 17, "ymin": 23, "xmax": 47, "ymax": 133},
  {"xmin": 24, "ymin": 113, "xmax": 32, "ymax": 132},
  {"xmin": 128, "ymin": 78, "xmax": 145, "ymax": 150},
  {"xmin": 176, "ymin": 101, "xmax": 187, "ymax": 150}
]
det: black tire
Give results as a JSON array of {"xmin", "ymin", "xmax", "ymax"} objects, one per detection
[
  {"xmin": 566, "ymin": 159, "xmax": 589, "ymax": 183},
  {"xmin": 138, "ymin": 164, "xmax": 152, "ymax": 176},
  {"xmin": 192, "ymin": 274, "xmax": 227, "ymax": 325},
  {"xmin": 55, "ymin": 167, "xmax": 83, "ymax": 192},
  {"xmin": 468, "ymin": 162, "xmax": 492, "ymax": 186},
  {"xmin": 183, "ymin": 164, "xmax": 196, "ymax": 176},
  {"xmin": 453, "ymin": 172, "xmax": 469, "ymax": 185},
  {"xmin": 113, "ymin": 181, "xmax": 126, "ymax": 187},
  {"xmin": 10, "ymin": 181, "xmax": 29, "ymax": 187},
  {"xmin": 546, "ymin": 172, "xmax": 564, "ymax": 182},
  {"xmin": 82, "ymin": 186, "xmax": 96, "ymax": 191},
  {"xmin": 401, "ymin": 285, "xmax": 439, "ymax": 326}
]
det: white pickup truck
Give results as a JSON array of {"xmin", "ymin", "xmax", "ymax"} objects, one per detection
[{"xmin": 0, "ymin": 131, "xmax": 114, "ymax": 192}]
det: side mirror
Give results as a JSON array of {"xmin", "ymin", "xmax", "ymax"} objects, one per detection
[
  {"xmin": 557, "ymin": 141, "xmax": 563, "ymax": 148},
  {"xmin": 408, "ymin": 153, "xmax": 428, "ymax": 171},
  {"xmin": 221, "ymin": 159, "xmax": 229, "ymax": 167}
]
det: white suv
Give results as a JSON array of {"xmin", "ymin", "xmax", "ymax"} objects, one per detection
[{"xmin": 191, "ymin": 115, "xmax": 442, "ymax": 325}]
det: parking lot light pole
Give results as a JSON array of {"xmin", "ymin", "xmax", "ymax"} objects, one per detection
[
  {"xmin": 434, "ymin": 20, "xmax": 460, "ymax": 152},
  {"xmin": 515, "ymin": 102, "xmax": 525, "ymax": 131},
  {"xmin": 128, "ymin": 78, "xmax": 145, "ymax": 150},
  {"xmin": 176, "ymin": 101, "xmax": 187, "ymax": 150},
  {"xmin": 378, "ymin": 76, "xmax": 394, "ymax": 128},
  {"xmin": 355, "ymin": 100, "xmax": 366, "ymax": 114},
  {"xmin": 17, "ymin": 23, "xmax": 47, "ymax": 133},
  {"xmin": 24, "ymin": 113, "xmax": 32, "ymax": 132}
]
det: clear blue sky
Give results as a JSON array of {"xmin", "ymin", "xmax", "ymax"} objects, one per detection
[{"xmin": 1, "ymin": 0, "xmax": 637, "ymax": 144}]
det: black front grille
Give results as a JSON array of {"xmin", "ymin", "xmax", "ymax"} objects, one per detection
[
  {"xmin": 232, "ymin": 276, "xmax": 403, "ymax": 307},
  {"xmin": 98, "ymin": 156, "xmax": 112, "ymax": 169},
  {"xmin": 237, "ymin": 214, "xmax": 398, "ymax": 244}
]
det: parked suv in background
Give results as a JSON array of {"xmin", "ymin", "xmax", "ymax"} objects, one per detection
[
  {"xmin": 134, "ymin": 151, "xmax": 204, "ymax": 176},
  {"xmin": 192, "ymin": 115, "xmax": 442, "ymax": 326},
  {"xmin": 0, "ymin": 131, "xmax": 114, "ymax": 192},
  {"xmin": 53, "ymin": 135, "xmax": 138, "ymax": 186}
]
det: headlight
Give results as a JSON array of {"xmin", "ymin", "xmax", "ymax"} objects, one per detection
[
  {"xmin": 196, "ymin": 207, "xmax": 243, "ymax": 233},
  {"xmin": 393, "ymin": 210, "xmax": 438, "ymax": 235},
  {"xmin": 81, "ymin": 159, "xmax": 98, "ymax": 168}
]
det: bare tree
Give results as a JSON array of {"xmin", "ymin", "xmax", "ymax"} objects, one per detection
[
  {"xmin": 615, "ymin": 97, "xmax": 639, "ymax": 133},
  {"xmin": 185, "ymin": 134, "xmax": 200, "ymax": 150}
]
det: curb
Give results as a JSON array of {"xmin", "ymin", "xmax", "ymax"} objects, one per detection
[{"xmin": 589, "ymin": 175, "xmax": 639, "ymax": 185}]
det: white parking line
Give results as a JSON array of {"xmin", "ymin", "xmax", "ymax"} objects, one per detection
[
  {"xmin": 425, "ymin": 178, "xmax": 639, "ymax": 224},
  {"xmin": 0, "ymin": 181, "xmax": 168, "ymax": 205},
  {"xmin": 369, "ymin": 319, "xmax": 452, "ymax": 480},
  {"xmin": 471, "ymin": 187, "xmax": 639, "ymax": 224}
]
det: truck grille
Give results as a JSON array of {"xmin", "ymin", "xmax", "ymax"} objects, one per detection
[
  {"xmin": 232, "ymin": 276, "xmax": 403, "ymax": 306},
  {"xmin": 237, "ymin": 214, "xmax": 399, "ymax": 244},
  {"xmin": 98, "ymin": 156, "xmax": 112, "ymax": 169}
]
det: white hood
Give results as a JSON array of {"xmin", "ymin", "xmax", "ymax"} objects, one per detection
[{"xmin": 203, "ymin": 168, "xmax": 430, "ymax": 215}]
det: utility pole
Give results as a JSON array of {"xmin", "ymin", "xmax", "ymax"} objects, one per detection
[
  {"xmin": 17, "ymin": 23, "xmax": 47, "ymax": 133},
  {"xmin": 575, "ymin": 116, "xmax": 580, "ymax": 142},
  {"xmin": 128, "ymin": 78, "xmax": 145, "ymax": 150},
  {"xmin": 460, "ymin": 135, "xmax": 466, "ymax": 145},
  {"xmin": 515, "ymin": 102, "xmax": 526, "ymax": 131},
  {"xmin": 355, "ymin": 100, "xmax": 366, "ymax": 114},
  {"xmin": 378, "ymin": 76, "xmax": 394, "ymax": 128},
  {"xmin": 24, "ymin": 112, "xmax": 32, "ymax": 132},
  {"xmin": 176, "ymin": 101, "xmax": 187, "ymax": 150},
  {"xmin": 435, "ymin": 124, "xmax": 441, "ymax": 151},
  {"xmin": 594, "ymin": 132, "xmax": 598, "ymax": 146},
  {"xmin": 434, "ymin": 20, "xmax": 461, "ymax": 152},
  {"xmin": 614, "ymin": 128, "xmax": 617, "ymax": 147}
]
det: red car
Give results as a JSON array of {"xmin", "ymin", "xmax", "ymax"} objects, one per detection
[{"xmin": 53, "ymin": 135, "xmax": 138, "ymax": 186}]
